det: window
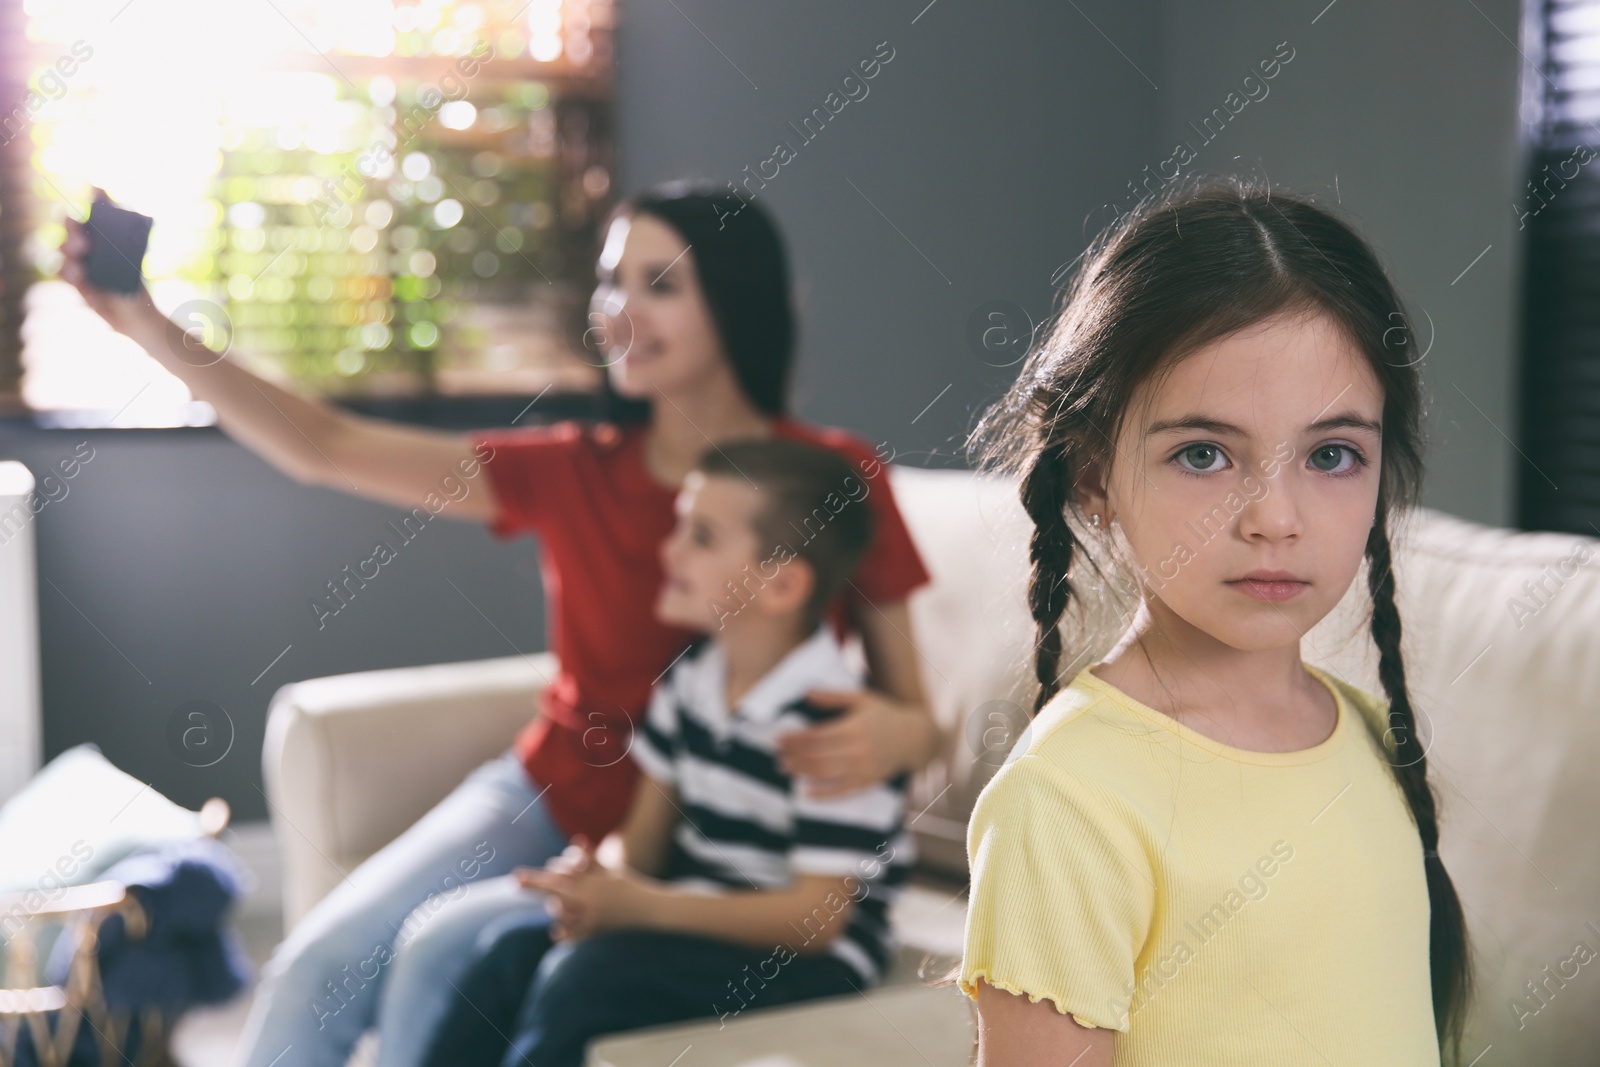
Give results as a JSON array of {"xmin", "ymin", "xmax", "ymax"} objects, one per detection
[
  {"xmin": 1517, "ymin": 0, "xmax": 1600, "ymax": 533},
  {"xmin": 8, "ymin": 0, "xmax": 614, "ymax": 426}
]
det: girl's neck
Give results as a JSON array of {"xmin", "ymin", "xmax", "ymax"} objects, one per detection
[
  {"xmin": 1090, "ymin": 599, "xmax": 1335, "ymax": 752},
  {"xmin": 642, "ymin": 382, "xmax": 775, "ymax": 490}
]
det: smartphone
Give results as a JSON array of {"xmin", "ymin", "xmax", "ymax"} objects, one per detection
[{"xmin": 84, "ymin": 191, "xmax": 152, "ymax": 294}]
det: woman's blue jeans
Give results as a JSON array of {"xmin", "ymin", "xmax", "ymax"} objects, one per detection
[{"xmin": 233, "ymin": 750, "xmax": 569, "ymax": 1067}]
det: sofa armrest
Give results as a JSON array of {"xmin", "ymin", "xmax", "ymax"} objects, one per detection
[{"xmin": 262, "ymin": 653, "xmax": 556, "ymax": 928}]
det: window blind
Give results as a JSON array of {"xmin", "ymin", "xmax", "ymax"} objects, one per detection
[{"xmin": 1518, "ymin": 0, "xmax": 1600, "ymax": 533}]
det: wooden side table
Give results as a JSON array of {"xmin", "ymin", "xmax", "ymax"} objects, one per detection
[{"xmin": 0, "ymin": 796, "xmax": 230, "ymax": 1067}]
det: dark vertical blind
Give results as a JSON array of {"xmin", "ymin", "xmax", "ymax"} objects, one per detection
[
  {"xmin": 1518, "ymin": 0, "xmax": 1600, "ymax": 533},
  {"xmin": 0, "ymin": 0, "xmax": 26, "ymax": 408}
]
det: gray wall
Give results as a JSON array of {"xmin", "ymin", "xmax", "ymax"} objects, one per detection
[
  {"xmin": 613, "ymin": 0, "xmax": 1165, "ymax": 465},
  {"xmin": 2, "ymin": 0, "xmax": 1167, "ymax": 818},
  {"xmin": 0, "ymin": 426, "xmax": 546, "ymax": 819},
  {"xmin": 1153, "ymin": 0, "xmax": 1526, "ymax": 526}
]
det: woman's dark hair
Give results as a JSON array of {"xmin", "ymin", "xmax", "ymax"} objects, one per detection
[
  {"xmin": 595, "ymin": 178, "xmax": 797, "ymax": 424},
  {"xmin": 929, "ymin": 174, "xmax": 1473, "ymax": 1063}
]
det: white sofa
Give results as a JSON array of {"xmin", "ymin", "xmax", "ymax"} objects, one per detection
[{"xmin": 264, "ymin": 465, "xmax": 1600, "ymax": 1065}]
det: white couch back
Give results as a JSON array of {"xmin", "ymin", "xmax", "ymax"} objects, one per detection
[{"xmin": 886, "ymin": 464, "xmax": 1600, "ymax": 1062}]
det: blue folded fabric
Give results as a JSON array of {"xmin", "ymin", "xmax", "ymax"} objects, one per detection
[{"xmin": 45, "ymin": 836, "xmax": 253, "ymax": 1010}]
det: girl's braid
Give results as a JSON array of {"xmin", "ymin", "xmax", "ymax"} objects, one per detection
[
  {"xmin": 1021, "ymin": 440, "xmax": 1078, "ymax": 716},
  {"xmin": 1366, "ymin": 508, "xmax": 1473, "ymax": 1062}
]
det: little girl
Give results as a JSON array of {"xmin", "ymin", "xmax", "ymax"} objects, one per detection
[{"xmin": 944, "ymin": 177, "xmax": 1473, "ymax": 1066}]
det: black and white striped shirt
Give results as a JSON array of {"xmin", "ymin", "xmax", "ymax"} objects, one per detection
[{"xmin": 629, "ymin": 622, "xmax": 915, "ymax": 986}]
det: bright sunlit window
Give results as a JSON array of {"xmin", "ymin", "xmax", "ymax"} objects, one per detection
[{"xmin": 16, "ymin": 0, "xmax": 613, "ymax": 426}]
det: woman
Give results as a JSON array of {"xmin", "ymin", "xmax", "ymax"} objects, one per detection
[{"xmin": 62, "ymin": 179, "xmax": 942, "ymax": 1067}]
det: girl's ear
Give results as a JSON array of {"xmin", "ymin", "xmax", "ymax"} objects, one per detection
[{"xmin": 1072, "ymin": 456, "xmax": 1111, "ymax": 527}]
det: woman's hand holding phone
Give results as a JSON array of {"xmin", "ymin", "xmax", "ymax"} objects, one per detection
[{"xmin": 60, "ymin": 214, "xmax": 161, "ymax": 340}]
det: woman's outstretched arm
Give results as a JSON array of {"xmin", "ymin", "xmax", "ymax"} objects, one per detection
[{"xmin": 60, "ymin": 219, "xmax": 499, "ymax": 520}]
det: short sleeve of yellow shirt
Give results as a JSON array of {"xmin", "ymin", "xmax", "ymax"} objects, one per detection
[
  {"xmin": 962, "ymin": 753, "xmax": 1154, "ymax": 1030},
  {"xmin": 958, "ymin": 663, "xmax": 1440, "ymax": 1066}
]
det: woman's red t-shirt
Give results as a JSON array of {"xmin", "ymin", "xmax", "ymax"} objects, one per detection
[{"xmin": 467, "ymin": 414, "xmax": 932, "ymax": 845}]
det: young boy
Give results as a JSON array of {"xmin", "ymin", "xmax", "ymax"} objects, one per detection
[{"xmin": 416, "ymin": 437, "xmax": 915, "ymax": 1067}]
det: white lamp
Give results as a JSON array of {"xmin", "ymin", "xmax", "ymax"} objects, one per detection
[{"xmin": 0, "ymin": 461, "xmax": 42, "ymax": 802}]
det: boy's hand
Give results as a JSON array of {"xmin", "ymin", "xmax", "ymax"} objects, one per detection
[
  {"xmin": 515, "ymin": 835, "xmax": 648, "ymax": 942},
  {"xmin": 544, "ymin": 836, "xmax": 597, "ymax": 877}
]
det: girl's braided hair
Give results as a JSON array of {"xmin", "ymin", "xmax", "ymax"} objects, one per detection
[{"xmin": 929, "ymin": 174, "xmax": 1472, "ymax": 1063}]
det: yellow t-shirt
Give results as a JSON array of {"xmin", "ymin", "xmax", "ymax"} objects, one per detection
[{"xmin": 958, "ymin": 663, "xmax": 1438, "ymax": 1066}]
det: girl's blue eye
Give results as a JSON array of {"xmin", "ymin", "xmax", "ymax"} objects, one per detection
[
  {"xmin": 1310, "ymin": 444, "xmax": 1366, "ymax": 476},
  {"xmin": 1174, "ymin": 443, "xmax": 1228, "ymax": 475}
]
